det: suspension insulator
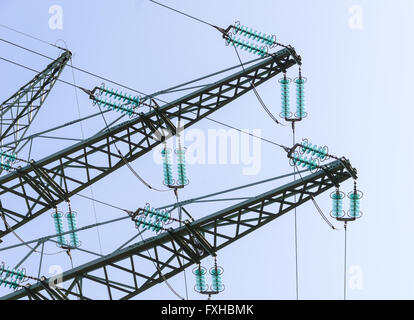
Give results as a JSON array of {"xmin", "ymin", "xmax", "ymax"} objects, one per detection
[
  {"xmin": 233, "ymin": 21, "xmax": 277, "ymax": 47},
  {"xmin": 300, "ymin": 139, "xmax": 328, "ymax": 161},
  {"xmin": 330, "ymin": 189, "xmax": 345, "ymax": 218},
  {"xmin": 0, "ymin": 161, "xmax": 12, "ymax": 171},
  {"xmin": 0, "ymin": 150, "xmax": 16, "ymax": 172},
  {"xmin": 66, "ymin": 211, "xmax": 80, "ymax": 248},
  {"xmin": 225, "ymin": 36, "xmax": 268, "ymax": 57},
  {"xmin": 294, "ymin": 77, "xmax": 307, "ymax": 118},
  {"xmin": 155, "ymin": 209, "xmax": 170, "ymax": 222},
  {"xmin": 142, "ymin": 204, "xmax": 170, "ymax": 223},
  {"xmin": 176, "ymin": 148, "xmax": 189, "ymax": 186},
  {"xmin": 52, "ymin": 211, "xmax": 66, "ymax": 247},
  {"xmin": 0, "ymin": 263, "xmax": 26, "ymax": 282},
  {"xmin": 93, "ymin": 97, "xmax": 135, "ymax": 116},
  {"xmin": 0, "ymin": 151, "xmax": 17, "ymax": 163},
  {"xmin": 348, "ymin": 185, "xmax": 363, "ymax": 218},
  {"xmin": 151, "ymin": 208, "xmax": 169, "ymax": 222},
  {"xmin": 193, "ymin": 266, "xmax": 207, "ymax": 292},
  {"xmin": 209, "ymin": 266, "xmax": 224, "ymax": 292},
  {"xmin": 279, "ymin": 75, "xmax": 291, "ymax": 119},
  {"xmin": 0, "ymin": 277, "xmax": 19, "ymax": 289},
  {"xmin": 96, "ymin": 84, "xmax": 140, "ymax": 107},
  {"xmin": 136, "ymin": 217, "xmax": 162, "ymax": 232},
  {"xmin": 290, "ymin": 152, "xmax": 318, "ymax": 170},
  {"xmin": 161, "ymin": 147, "xmax": 174, "ymax": 187}
]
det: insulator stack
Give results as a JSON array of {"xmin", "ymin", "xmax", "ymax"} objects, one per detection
[
  {"xmin": 0, "ymin": 150, "xmax": 17, "ymax": 172},
  {"xmin": 294, "ymin": 76, "xmax": 306, "ymax": 118},
  {"xmin": 225, "ymin": 36, "xmax": 267, "ymax": 57},
  {"xmin": 232, "ymin": 21, "xmax": 277, "ymax": 47},
  {"xmin": 279, "ymin": 75, "xmax": 291, "ymax": 119},
  {"xmin": 99, "ymin": 87, "xmax": 140, "ymax": 107},
  {"xmin": 136, "ymin": 216, "xmax": 162, "ymax": 232},
  {"xmin": 66, "ymin": 211, "xmax": 80, "ymax": 248},
  {"xmin": 300, "ymin": 139, "xmax": 328, "ymax": 160},
  {"xmin": 52, "ymin": 210, "xmax": 66, "ymax": 247},
  {"xmin": 330, "ymin": 189, "xmax": 345, "ymax": 218},
  {"xmin": 291, "ymin": 153, "xmax": 318, "ymax": 170},
  {"xmin": 144, "ymin": 204, "xmax": 170, "ymax": 222},
  {"xmin": 0, "ymin": 264, "xmax": 26, "ymax": 282},
  {"xmin": 0, "ymin": 151, "xmax": 17, "ymax": 163},
  {"xmin": 209, "ymin": 266, "xmax": 224, "ymax": 292},
  {"xmin": 0, "ymin": 161, "xmax": 12, "ymax": 171},
  {"xmin": 93, "ymin": 98, "xmax": 135, "ymax": 116},
  {"xmin": 348, "ymin": 183, "xmax": 363, "ymax": 218},
  {"xmin": 161, "ymin": 146, "xmax": 174, "ymax": 187},
  {"xmin": 0, "ymin": 277, "xmax": 19, "ymax": 289},
  {"xmin": 176, "ymin": 147, "xmax": 189, "ymax": 186},
  {"xmin": 193, "ymin": 265, "xmax": 207, "ymax": 292},
  {"xmin": 0, "ymin": 263, "xmax": 26, "ymax": 289}
]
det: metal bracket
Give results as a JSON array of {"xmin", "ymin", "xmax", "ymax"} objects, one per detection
[
  {"xmin": 167, "ymin": 228, "xmax": 200, "ymax": 264},
  {"xmin": 184, "ymin": 222, "xmax": 216, "ymax": 257}
]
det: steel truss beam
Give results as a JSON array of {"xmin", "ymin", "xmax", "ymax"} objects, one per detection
[
  {"xmin": 0, "ymin": 48, "xmax": 298, "ymax": 240},
  {"xmin": 1, "ymin": 159, "xmax": 355, "ymax": 300},
  {"xmin": 0, "ymin": 50, "xmax": 71, "ymax": 154}
]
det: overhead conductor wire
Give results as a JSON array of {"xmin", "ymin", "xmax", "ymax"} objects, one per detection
[
  {"xmin": 0, "ymin": 24, "xmax": 185, "ymax": 299},
  {"xmin": 292, "ymin": 127, "xmax": 299, "ymax": 300},
  {"xmin": 55, "ymin": 38, "xmax": 104, "ymax": 256},
  {"xmin": 0, "ymin": 35, "xmax": 289, "ymax": 154},
  {"xmin": 94, "ymin": 98, "xmax": 185, "ymax": 300},
  {"xmin": 149, "ymin": 0, "xmax": 283, "ymax": 126},
  {"xmin": 0, "ymin": 21, "xmax": 299, "ymax": 299}
]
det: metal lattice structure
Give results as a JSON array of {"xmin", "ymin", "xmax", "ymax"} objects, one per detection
[
  {"xmin": 0, "ymin": 47, "xmax": 298, "ymax": 240},
  {"xmin": 1, "ymin": 159, "xmax": 355, "ymax": 300},
  {"xmin": 0, "ymin": 19, "xmax": 361, "ymax": 299},
  {"xmin": 0, "ymin": 50, "xmax": 71, "ymax": 154}
]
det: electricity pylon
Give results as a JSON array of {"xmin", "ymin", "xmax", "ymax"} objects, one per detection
[
  {"xmin": 0, "ymin": 47, "xmax": 299, "ymax": 240},
  {"xmin": 1, "ymin": 159, "xmax": 355, "ymax": 300},
  {"xmin": 0, "ymin": 50, "xmax": 71, "ymax": 154}
]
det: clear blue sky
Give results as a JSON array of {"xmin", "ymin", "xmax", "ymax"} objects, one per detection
[{"xmin": 0, "ymin": 0, "xmax": 412, "ymax": 299}]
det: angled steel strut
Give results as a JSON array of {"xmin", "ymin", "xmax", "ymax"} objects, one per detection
[
  {"xmin": 0, "ymin": 47, "xmax": 299, "ymax": 240},
  {"xmin": 1, "ymin": 159, "xmax": 356, "ymax": 300},
  {"xmin": 0, "ymin": 50, "xmax": 71, "ymax": 154}
]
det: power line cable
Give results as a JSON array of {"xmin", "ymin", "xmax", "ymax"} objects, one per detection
[
  {"xmin": 0, "ymin": 43, "xmax": 290, "ymax": 153},
  {"xmin": 57, "ymin": 38, "xmax": 104, "ymax": 255},
  {"xmin": 76, "ymin": 193, "xmax": 132, "ymax": 213},
  {"xmin": 295, "ymin": 168, "xmax": 339, "ymax": 230},
  {"xmin": 94, "ymin": 102, "xmax": 172, "ymax": 192},
  {"xmin": 147, "ymin": 0, "xmax": 284, "ymax": 126},
  {"xmin": 292, "ymin": 126, "xmax": 299, "ymax": 300},
  {"xmin": 231, "ymin": 44, "xmax": 283, "ymax": 126},
  {"xmin": 149, "ymin": 0, "xmax": 217, "ymax": 28},
  {"xmin": 0, "ymin": 23, "xmax": 62, "ymax": 48},
  {"xmin": 344, "ymin": 222, "xmax": 348, "ymax": 300}
]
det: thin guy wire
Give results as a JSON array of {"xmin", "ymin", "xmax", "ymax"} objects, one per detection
[{"xmin": 292, "ymin": 126, "xmax": 299, "ymax": 300}]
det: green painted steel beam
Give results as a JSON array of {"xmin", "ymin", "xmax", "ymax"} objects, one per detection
[
  {"xmin": 0, "ymin": 47, "xmax": 298, "ymax": 240},
  {"xmin": 1, "ymin": 159, "xmax": 355, "ymax": 300}
]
